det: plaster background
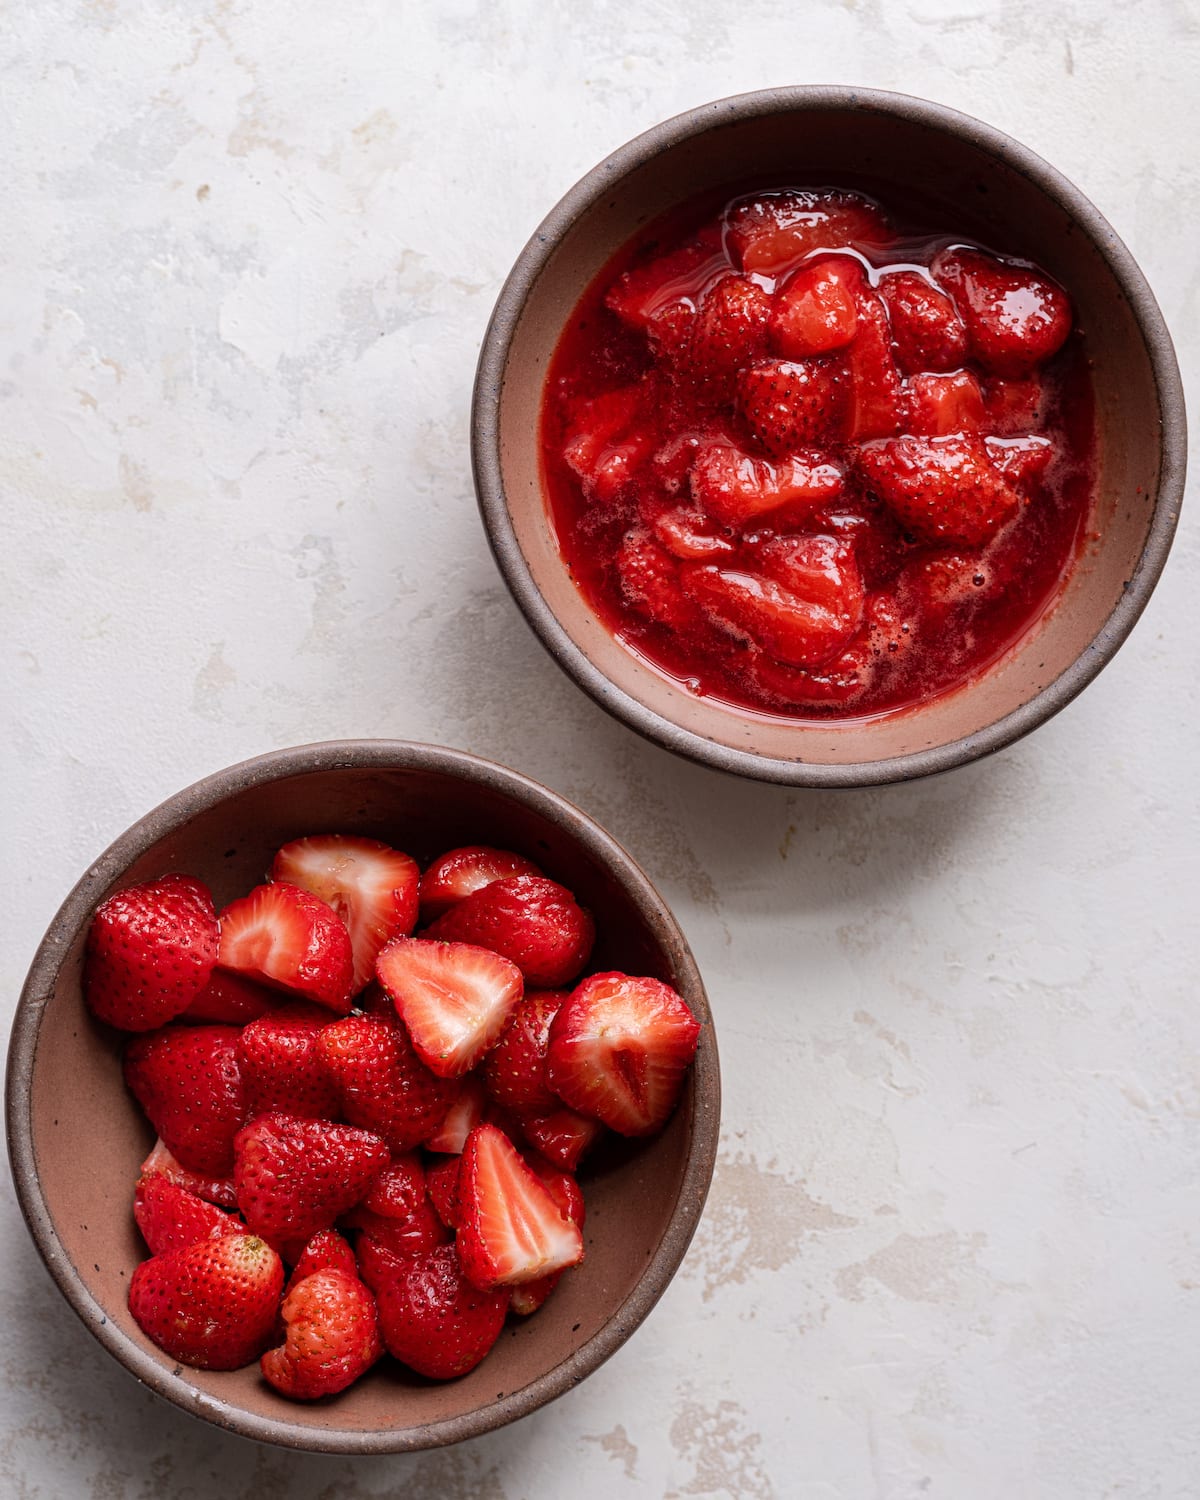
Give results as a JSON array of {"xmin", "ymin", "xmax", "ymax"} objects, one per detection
[{"xmin": 2, "ymin": 1, "xmax": 1198, "ymax": 1496}]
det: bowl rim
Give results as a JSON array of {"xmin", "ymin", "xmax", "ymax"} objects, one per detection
[
  {"xmin": 6, "ymin": 738, "xmax": 720, "ymax": 1454},
  {"xmin": 472, "ymin": 84, "xmax": 1187, "ymax": 788}
]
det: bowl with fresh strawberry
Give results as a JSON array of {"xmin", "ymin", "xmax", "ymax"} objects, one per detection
[
  {"xmin": 474, "ymin": 86, "xmax": 1184, "ymax": 786},
  {"xmin": 7, "ymin": 741, "xmax": 718, "ymax": 1452}
]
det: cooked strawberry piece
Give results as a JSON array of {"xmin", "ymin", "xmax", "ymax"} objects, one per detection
[
  {"xmin": 361, "ymin": 1154, "xmax": 426, "ymax": 1220},
  {"xmin": 237, "ymin": 1004, "xmax": 341, "ymax": 1121},
  {"xmin": 725, "ymin": 189, "xmax": 890, "ymax": 275},
  {"xmin": 857, "ymin": 434, "xmax": 1021, "ymax": 547},
  {"xmin": 233, "ymin": 1113, "xmax": 390, "ymax": 1246},
  {"xmin": 615, "ymin": 528, "xmax": 701, "ymax": 632},
  {"xmin": 425, "ymin": 876, "xmax": 594, "ymax": 990},
  {"xmin": 737, "ymin": 358, "xmax": 847, "ymax": 454},
  {"xmin": 218, "ymin": 882, "xmax": 354, "ymax": 1014},
  {"xmin": 688, "ymin": 273, "xmax": 771, "ymax": 390},
  {"xmin": 982, "ymin": 373, "xmax": 1044, "ymax": 433},
  {"xmin": 139, "ymin": 1138, "xmax": 238, "ymax": 1209},
  {"xmin": 690, "ymin": 440, "xmax": 843, "ymax": 529},
  {"xmin": 985, "ymin": 434, "xmax": 1055, "ymax": 487},
  {"xmin": 284, "ymin": 1228, "xmax": 358, "ymax": 1292},
  {"xmin": 605, "ymin": 228, "xmax": 724, "ymax": 328},
  {"xmin": 934, "ymin": 247, "xmax": 1072, "ymax": 374},
  {"xmin": 375, "ymin": 937, "xmax": 523, "ymax": 1079},
  {"xmin": 547, "ymin": 973, "xmax": 700, "ymax": 1137},
  {"xmin": 902, "ymin": 550, "xmax": 992, "ymax": 621},
  {"xmin": 482, "ymin": 989, "xmax": 568, "ymax": 1117},
  {"xmin": 375, "ymin": 1243, "xmax": 509, "ymax": 1380},
  {"xmin": 906, "ymin": 370, "xmax": 985, "ymax": 436},
  {"xmin": 129, "ymin": 1233, "xmax": 283, "ymax": 1371},
  {"xmin": 563, "ymin": 385, "xmax": 656, "ymax": 502},
  {"xmin": 419, "ymin": 846, "xmax": 542, "ymax": 921},
  {"xmin": 124, "ymin": 1025, "xmax": 246, "ymax": 1177},
  {"xmin": 770, "ymin": 255, "xmax": 862, "ymax": 358},
  {"xmin": 845, "ymin": 292, "xmax": 904, "ymax": 440},
  {"xmin": 876, "ymin": 269, "xmax": 969, "ymax": 375},
  {"xmin": 271, "ymin": 835, "xmax": 419, "ymax": 995},
  {"xmin": 261, "ymin": 1267, "xmax": 383, "ymax": 1400},
  {"xmin": 456, "ymin": 1123, "xmax": 584, "ymax": 1291},
  {"xmin": 425, "ymin": 1074, "xmax": 486, "ymax": 1153},
  {"xmin": 318, "ymin": 1012, "xmax": 458, "ymax": 1151},
  {"xmin": 85, "ymin": 875, "xmax": 218, "ymax": 1032},
  {"xmin": 652, "ymin": 505, "xmax": 736, "ymax": 561},
  {"xmin": 182, "ymin": 970, "xmax": 279, "ymax": 1025},
  {"xmin": 133, "ymin": 1174, "xmax": 246, "ymax": 1257},
  {"xmin": 425, "ymin": 1155, "xmax": 463, "ymax": 1230},
  {"xmin": 516, "ymin": 1107, "xmax": 605, "ymax": 1172}
]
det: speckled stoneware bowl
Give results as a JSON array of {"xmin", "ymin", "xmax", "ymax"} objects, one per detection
[
  {"xmin": 473, "ymin": 86, "xmax": 1186, "ymax": 787},
  {"xmin": 6, "ymin": 741, "xmax": 719, "ymax": 1453}
]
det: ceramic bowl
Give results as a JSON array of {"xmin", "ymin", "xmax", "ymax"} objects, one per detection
[
  {"xmin": 473, "ymin": 86, "xmax": 1185, "ymax": 786},
  {"xmin": 6, "ymin": 740, "xmax": 719, "ymax": 1452}
]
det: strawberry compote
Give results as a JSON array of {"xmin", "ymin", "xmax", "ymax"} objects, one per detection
[{"xmin": 540, "ymin": 187, "xmax": 1096, "ymax": 718}]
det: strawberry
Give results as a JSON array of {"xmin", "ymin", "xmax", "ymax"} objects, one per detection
[
  {"xmin": 982, "ymin": 373, "xmax": 1044, "ymax": 434},
  {"xmin": 456, "ymin": 1123, "xmax": 584, "ymax": 1291},
  {"xmin": 284, "ymin": 1228, "xmax": 358, "ymax": 1292},
  {"xmin": 344, "ymin": 1201, "xmax": 447, "ymax": 1259},
  {"xmin": 261, "ymin": 1267, "xmax": 383, "ymax": 1400},
  {"xmin": 737, "ymin": 358, "xmax": 847, "ymax": 454},
  {"xmin": 375, "ymin": 938, "xmax": 524, "ymax": 1078},
  {"xmin": 652, "ymin": 505, "xmax": 736, "ymax": 561},
  {"xmin": 902, "ymin": 550, "xmax": 992, "ymax": 621},
  {"xmin": 139, "ymin": 1138, "xmax": 237, "ymax": 1209},
  {"xmin": 481, "ymin": 990, "xmax": 567, "ymax": 1117},
  {"xmin": 934, "ymin": 247, "xmax": 1072, "ymax": 374},
  {"xmin": 271, "ymin": 835, "xmax": 420, "ymax": 995},
  {"xmin": 562, "ymin": 385, "xmax": 655, "ymax": 503},
  {"xmin": 419, "ymin": 846, "xmax": 542, "ymax": 921},
  {"xmin": 360, "ymin": 1155, "xmax": 426, "ymax": 1220},
  {"xmin": 857, "ymin": 434, "xmax": 1021, "ymax": 547},
  {"xmin": 318, "ymin": 1012, "xmax": 458, "ymax": 1151},
  {"xmin": 876, "ymin": 269, "xmax": 968, "ymax": 375},
  {"xmin": 905, "ymin": 370, "xmax": 985, "ymax": 436},
  {"xmin": 985, "ymin": 434, "xmax": 1054, "ymax": 488},
  {"xmin": 425, "ymin": 875, "xmax": 594, "ymax": 990},
  {"xmin": 690, "ymin": 440, "xmax": 843, "ymax": 528},
  {"xmin": 182, "ymin": 970, "xmax": 279, "ymax": 1025},
  {"xmin": 604, "ymin": 228, "xmax": 723, "ymax": 329},
  {"xmin": 133, "ymin": 1174, "xmax": 246, "ymax": 1257},
  {"xmin": 129, "ymin": 1233, "xmax": 283, "ymax": 1371},
  {"xmin": 845, "ymin": 292, "xmax": 904, "ymax": 440},
  {"xmin": 688, "ymin": 274, "xmax": 771, "ymax": 390},
  {"xmin": 516, "ymin": 1107, "xmax": 604, "ymax": 1172},
  {"xmin": 509, "ymin": 1152, "xmax": 586, "ymax": 1316},
  {"xmin": 725, "ymin": 189, "xmax": 889, "ymax": 275},
  {"xmin": 217, "ymin": 882, "xmax": 354, "ymax": 1014},
  {"xmin": 375, "ymin": 1244, "xmax": 509, "ymax": 1379},
  {"xmin": 615, "ymin": 528, "xmax": 701, "ymax": 632},
  {"xmin": 354, "ymin": 1232, "xmax": 411, "ymax": 1295},
  {"xmin": 425, "ymin": 1074, "xmax": 486, "ymax": 1153},
  {"xmin": 425, "ymin": 1155, "xmax": 463, "ymax": 1230},
  {"xmin": 233, "ymin": 1113, "xmax": 390, "ymax": 1246},
  {"xmin": 546, "ymin": 973, "xmax": 701, "ymax": 1137},
  {"xmin": 85, "ymin": 875, "xmax": 218, "ymax": 1032},
  {"xmin": 769, "ymin": 255, "xmax": 862, "ymax": 358},
  {"xmin": 124, "ymin": 1025, "xmax": 246, "ymax": 1176},
  {"xmin": 237, "ymin": 1004, "xmax": 341, "ymax": 1121}
]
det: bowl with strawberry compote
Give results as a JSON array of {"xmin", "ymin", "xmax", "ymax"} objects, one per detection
[
  {"xmin": 6, "ymin": 741, "xmax": 718, "ymax": 1452},
  {"xmin": 474, "ymin": 87, "xmax": 1185, "ymax": 785}
]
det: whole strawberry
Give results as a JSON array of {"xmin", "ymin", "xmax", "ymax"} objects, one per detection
[
  {"xmin": 375, "ymin": 1244, "xmax": 509, "ymax": 1380},
  {"xmin": 261, "ymin": 1268, "xmax": 383, "ymax": 1400},
  {"xmin": 124, "ymin": 1025, "xmax": 246, "ymax": 1176},
  {"xmin": 317, "ymin": 1013, "xmax": 457, "ymax": 1152},
  {"xmin": 237, "ymin": 1004, "xmax": 341, "ymax": 1121},
  {"xmin": 284, "ymin": 1228, "xmax": 358, "ymax": 1293},
  {"xmin": 424, "ymin": 876, "xmax": 595, "ymax": 989}
]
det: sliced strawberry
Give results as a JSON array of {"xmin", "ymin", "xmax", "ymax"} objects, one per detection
[
  {"xmin": 261, "ymin": 1267, "xmax": 383, "ymax": 1400},
  {"xmin": 425, "ymin": 1074, "xmax": 486, "ymax": 1153},
  {"xmin": 690, "ymin": 441, "xmax": 843, "ymax": 529},
  {"xmin": 85, "ymin": 875, "xmax": 218, "ymax": 1032},
  {"xmin": 375, "ymin": 938, "xmax": 524, "ymax": 1078},
  {"xmin": 133, "ymin": 1174, "xmax": 246, "ymax": 1257},
  {"xmin": 516, "ymin": 1107, "xmax": 605, "ymax": 1172},
  {"xmin": 139, "ymin": 1138, "xmax": 238, "ymax": 1210},
  {"xmin": 425, "ymin": 1156, "xmax": 463, "ymax": 1230},
  {"xmin": 562, "ymin": 384, "xmax": 656, "ymax": 502},
  {"xmin": 419, "ymin": 846, "xmax": 542, "ymax": 921},
  {"xmin": 688, "ymin": 273, "xmax": 771, "ymax": 391},
  {"xmin": 769, "ymin": 255, "xmax": 862, "ymax": 358},
  {"xmin": 318, "ymin": 1012, "xmax": 458, "ymax": 1151},
  {"xmin": 283, "ymin": 1228, "xmax": 358, "ymax": 1292},
  {"xmin": 375, "ymin": 1244, "xmax": 509, "ymax": 1380},
  {"xmin": 845, "ymin": 292, "xmax": 904, "ymax": 440},
  {"xmin": 456, "ymin": 1123, "xmax": 584, "ymax": 1291},
  {"xmin": 725, "ymin": 189, "xmax": 890, "ymax": 275},
  {"xmin": 361, "ymin": 1154, "xmax": 426, "ymax": 1220},
  {"xmin": 271, "ymin": 835, "xmax": 419, "ymax": 995},
  {"xmin": 876, "ymin": 269, "xmax": 969, "ymax": 375},
  {"xmin": 604, "ymin": 228, "xmax": 724, "ymax": 329},
  {"xmin": 482, "ymin": 989, "xmax": 568, "ymax": 1117},
  {"xmin": 857, "ymin": 434, "xmax": 1021, "ymax": 546},
  {"xmin": 905, "ymin": 370, "xmax": 985, "ymax": 436},
  {"xmin": 652, "ymin": 505, "xmax": 737, "ymax": 561},
  {"xmin": 615, "ymin": 528, "xmax": 701, "ymax": 633},
  {"xmin": 237, "ymin": 1004, "xmax": 341, "ymax": 1121},
  {"xmin": 737, "ymin": 358, "xmax": 847, "ymax": 455},
  {"xmin": 509, "ymin": 1152, "xmax": 586, "ymax": 1316},
  {"xmin": 217, "ymin": 882, "xmax": 354, "ymax": 1014},
  {"xmin": 985, "ymin": 434, "xmax": 1055, "ymax": 487},
  {"xmin": 934, "ymin": 247, "xmax": 1072, "ymax": 374},
  {"xmin": 424, "ymin": 876, "xmax": 594, "ymax": 989},
  {"xmin": 124, "ymin": 1025, "xmax": 246, "ymax": 1177},
  {"xmin": 182, "ymin": 970, "xmax": 279, "ymax": 1025},
  {"xmin": 546, "ymin": 973, "xmax": 701, "ymax": 1137}
]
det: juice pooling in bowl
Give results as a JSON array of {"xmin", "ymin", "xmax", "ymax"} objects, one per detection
[{"xmin": 540, "ymin": 186, "xmax": 1096, "ymax": 720}]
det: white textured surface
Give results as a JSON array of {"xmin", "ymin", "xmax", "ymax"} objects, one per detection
[{"xmin": 3, "ymin": 2, "xmax": 1198, "ymax": 1495}]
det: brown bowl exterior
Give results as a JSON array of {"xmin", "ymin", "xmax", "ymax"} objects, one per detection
[
  {"xmin": 473, "ymin": 86, "xmax": 1186, "ymax": 786},
  {"xmin": 6, "ymin": 741, "xmax": 719, "ymax": 1453}
]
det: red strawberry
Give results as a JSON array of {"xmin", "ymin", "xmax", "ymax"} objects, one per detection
[
  {"xmin": 354, "ymin": 1232, "xmax": 410, "ymax": 1295},
  {"xmin": 85, "ymin": 875, "xmax": 218, "ymax": 1032},
  {"xmin": 934, "ymin": 247, "xmax": 1072, "ymax": 374},
  {"xmin": 217, "ymin": 882, "xmax": 354, "ymax": 1015},
  {"xmin": 182, "ymin": 970, "xmax": 279, "ymax": 1025},
  {"xmin": 124, "ymin": 1025, "xmax": 246, "ymax": 1176},
  {"xmin": 604, "ymin": 228, "xmax": 723, "ymax": 329},
  {"xmin": 233, "ymin": 1113, "xmax": 390, "ymax": 1246},
  {"xmin": 688, "ymin": 274, "xmax": 771, "ymax": 389},
  {"xmin": 139, "ymin": 1138, "xmax": 236, "ymax": 1208},
  {"xmin": 769, "ymin": 255, "xmax": 862, "ymax": 358},
  {"xmin": 271, "ymin": 835, "xmax": 420, "ymax": 995},
  {"xmin": 360, "ymin": 1155, "xmax": 426, "ymax": 1220},
  {"xmin": 857, "ymin": 434, "xmax": 1021, "ymax": 546},
  {"xmin": 725, "ymin": 189, "xmax": 890, "ymax": 275},
  {"xmin": 261, "ymin": 1267, "xmax": 383, "ymax": 1400},
  {"xmin": 906, "ymin": 370, "xmax": 985, "ymax": 435},
  {"xmin": 615, "ymin": 528, "xmax": 701, "ymax": 633},
  {"xmin": 902, "ymin": 550, "xmax": 993, "ymax": 622},
  {"xmin": 652, "ymin": 505, "xmax": 736, "ymax": 562},
  {"xmin": 425, "ymin": 1074, "xmax": 486, "ymax": 1153},
  {"xmin": 318, "ymin": 1012, "xmax": 458, "ymax": 1150},
  {"xmin": 482, "ymin": 990, "xmax": 567, "ymax": 1116},
  {"xmin": 237, "ymin": 1004, "xmax": 341, "ymax": 1121},
  {"xmin": 425, "ymin": 876, "xmax": 594, "ymax": 990},
  {"xmin": 284, "ymin": 1228, "xmax": 358, "ymax": 1292},
  {"xmin": 737, "ymin": 358, "xmax": 847, "ymax": 454},
  {"xmin": 344, "ymin": 1201, "xmax": 447, "ymax": 1259},
  {"xmin": 845, "ymin": 293, "xmax": 904, "ymax": 440},
  {"xmin": 982, "ymin": 373, "xmax": 1044, "ymax": 433},
  {"xmin": 375, "ymin": 1244, "xmax": 509, "ymax": 1380},
  {"xmin": 375, "ymin": 938, "xmax": 524, "ymax": 1078},
  {"xmin": 133, "ymin": 1174, "xmax": 246, "ymax": 1257},
  {"xmin": 562, "ymin": 385, "xmax": 655, "ymax": 503},
  {"xmin": 546, "ymin": 973, "xmax": 701, "ymax": 1137},
  {"xmin": 509, "ymin": 1152, "xmax": 586, "ymax": 1316},
  {"xmin": 876, "ymin": 269, "xmax": 969, "ymax": 375},
  {"xmin": 456, "ymin": 1122, "xmax": 584, "ymax": 1291},
  {"xmin": 985, "ymin": 434, "xmax": 1054, "ymax": 488},
  {"xmin": 516, "ymin": 1107, "xmax": 604, "ymax": 1172},
  {"xmin": 690, "ymin": 441, "xmax": 843, "ymax": 529},
  {"xmin": 129, "ymin": 1233, "xmax": 283, "ymax": 1371},
  {"xmin": 425, "ymin": 1156, "xmax": 462, "ymax": 1230},
  {"xmin": 419, "ymin": 845, "xmax": 542, "ymax": 921}
]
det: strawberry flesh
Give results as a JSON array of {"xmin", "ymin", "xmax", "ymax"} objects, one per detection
[
  {"xmin": 419, "ymin": 845, "xmax": 542, "ymax": 921},
  {"xmin": 218, "ymin": 882, "xmax": 354, "ymax": 1014},
  {"xmin": 424, "ymin": 875, "xmax": 594, "ymax": 990}
]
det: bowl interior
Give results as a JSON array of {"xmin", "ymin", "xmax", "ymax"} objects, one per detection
[
  {"xmin": 16, "ymin": 756, "xmax": 715, "ymax": 1449},
  {"xmin": 489, "ymin": 96, "xmax": 1174, "ymax": 773}
]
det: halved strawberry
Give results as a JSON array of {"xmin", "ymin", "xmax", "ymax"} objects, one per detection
[
  {"xmin": 419, "ymin": 846, "xmax": 542, "ymax": 921},
  {"xmin": 905, "ymin": 370, "xmax": 985, "ymax": 436},
  {"xmin": 425, "ymin": 1074, "xmax": 486, "ymax": 1153},
  {"xmin": 424, "ymin": 876, "xmax": 594, "ymax": 990},
  {"xmin": 725, "ymin": 189, "xmax": 890, "ymax": 275},
  {"xmin": 546, "ymin": 973, "xmax": 701, "ymax": 1137},
  {"xmin": 271, "ymin": 835, "xmax": 419, "ymax": 995},
  {"xmin": 876, "ymin": 269, "xmax": 969, "ymax": 375},
  {"xmin": 182, "ymin": 970, "xmax": 279, "ymax": 1025},
  {"xmin": 516, "ymin": 1107, "xmax": 604, "ymax": 1172},
  {"xmin": 857, "ymin": 434, "xmax": 1021, "ymax": 547},
  {"xmin": 283, "ymin": 1228, "xmax": 358, "ymax": 1292},
  {"xmin": 124, "ymin": 1025, "xmax": 246, "ymax": 1177},
  {"xmin": 218, "ymin": 882, "xmax": 354, "ymax": 1014},
  {"xmin": 688, "ymin": 273, "xmax": 771, "ymax": 391},
  {"xmin": 133, "ymin": 1174, "xmax": 246, "ymax": 1257},
  {"xmin": 604, "ymin": 228, "xmax": 724, "ymax": 329},
  {"xmin": 237, "ymin": 1004, "xmax": 341, "ymax": 1121},
  {"xmin": 318, "ymin": 1012, "xmax": 458, "ymax": 1151},
  {"xmin": 375, "ymin": 1243, "xmax": 509, "ymax": 1380},
  {"xmin": 769, "ymin": 255, "xmax": 862, "ymax": 358},
  {"xmin": 934, "ymin": 247, "xmax": 1072, "ymax": 374},
  {"xmin": 737, "ymin": 358, "xmax": 847, "ymax": 455},
  {"xmin": 139, "ymin": 1138, "xmax": 237, "ymax": 1209},
  {"xmin": 482, "ymin": 990, "xmax": 568, "ymax": 1117},
  {"xmin": 261, "ymin": 1267, "xmax": 383, "ymax": 1400},
  {"xmin": 690, "ymin": 440, "xmax": 843, "ymax": 528},
  {"xmin": 456, "ymin": 1123, "xmax": 584, "ymax": 1291},
  {"xmin": 509, "ymin": 1152, "xmax": 587, "ymax": 1316}
]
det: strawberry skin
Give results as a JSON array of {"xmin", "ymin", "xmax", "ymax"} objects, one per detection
[
  {"xmin": 284, "ymin": 1228, "xmax": 358, "ymax": 1293},
  {"xmin": 182, "ymin": 970, "xmax": 279, "ymax": 1025},
  {"xmin": 934, "ymin": 247, "xmax": 1072, "ymax": 374},
  {"xmin": 615, "ymin": 528, "xmax": 702, "ymax": 633},
  {"xmin": 690, "ymin": 440, "xmax": 843, "ymax": 528},
  {"xmin": 737, "ymin": 358, "xmax": 847, "ymax": 455},
  {"xmin": 482, "ymin": 990, "xmax": 568, "ymax": 1116},
  {"xmin": 85, "ymin": 875, "xmax": 219, "ymax": 1032},
  {"xmin": 375, "ymin": 1243, "xmax": 509, "ymax": 1380},
  {"xmin": 456, "ymin": 1122, "xmax": 584, "ymax": 1291},
  {"xmin": 425, "ymin": 1155, "xmax": 463, "ymax": 1230},
  {"xmin": 725, "ymin": 188, "xmax": 889, "ymax": 275},
  {"xmin": 133, "ymin": 1174, "xmax": 246, "ymax": 1257},
  {"xmin": 857, "ymin": 434, "xmax": 1021, "ymax": 547},
  {"xmin": 129, "ymin": 1233, "xmax": 283, "ymax": 1370},
  {"xmin": 876, "ymin": 269, "xmax": 969, "ymax": 375},
  {"xmin": 424, "ymin": 876, "xmax": 595, "ymax": 989},
  {"xmin": 139, "ymin": 1138, "xmax": 237, "ymax": 1208},
  {"xmin": 419, "ymin": 845, "xmax": 542, "ymax": 921},
  {"xmin": 271, "ymin": 835, "xmax": 419, "ymax": 995},
  {"xmin": 375, "ymin": 937, "xmax": 524, "ymax": 1079},
  {"xmin": 124, "ymin": 1025, "xmax": 246, "ymax": 1176},
  {"xmin": 516, "ymin": 1107, "xmax": 604, "ymax": 1172},
  {"xmin": 360, "ymin": 1154, "xmax": 426, "ymax": 1220},
  {"xmin": 218, "ymin": 882, "xmax": 354, "ymax": 1014},
  {"xmin": 546, "ymin": 973, "xmax": 701, "ymax": 1137},
  {"xmin": 261, "ymin": 1267, "xmax": 383, "ymax": 1400},
  {"xmin": 237, "ymin": 1004, "xmax": 341, "ymax": 1121},
  {"xmin": 769, "ymin": 255, "xmax": 862, "ymax": 359},
  {"xmin": 318, "ymin": 1013, "xmax": 458, "ymax": 1151},
  {"xmin": 344, "ymin": 1201, "xmax": 448, "ymax": 1259},
  {"xmin": 689, "ymin": 273, "xmax": 771, "ymax": 390}
]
